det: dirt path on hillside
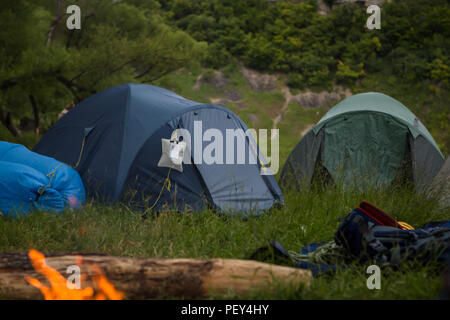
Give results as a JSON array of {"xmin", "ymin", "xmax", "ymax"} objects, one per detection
[
  {"xmin": 272, "ymin": 85, "xmax": 292, "ymax": 131},
  {"xmin": 272, "ymin": 84, "xmax": 350, "ymax": 137}
]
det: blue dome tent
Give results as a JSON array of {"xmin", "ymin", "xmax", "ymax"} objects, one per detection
[{"xmin": 33, "ymin": 84, "xmax": 283, "ymax": 215}]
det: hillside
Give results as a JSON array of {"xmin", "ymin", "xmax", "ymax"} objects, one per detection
[
  {"xmin": 157, "ymin": 0, "xmax": 449, "ymax": 156},
  {"xmin": 152, "ymin": 60, "xmax": 449, "ymax": 167}
]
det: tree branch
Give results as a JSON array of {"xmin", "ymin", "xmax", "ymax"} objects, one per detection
[
  {"xmin": 47, "ymin": 0, "xmax": 66, "ymax": 48},
  {"xmin": 57, "ymin": 75, "xmax": 96, "ymax": 94},
  {"xmin": 0, "ymin": 106, "xmax": 22, "ymax": 138},
  {"xmin": 88, "ymin": 57, "xmax": 139, "ymax": 87}
]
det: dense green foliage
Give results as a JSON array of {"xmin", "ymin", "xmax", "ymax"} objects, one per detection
[{"xmin": 163, "ymin": 0, "xmax": 450, "ymax": 89}]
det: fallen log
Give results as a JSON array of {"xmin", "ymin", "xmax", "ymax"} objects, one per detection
[{"xmin": 0, "ymin": 252, "xmax": 311, "ymax": 299}]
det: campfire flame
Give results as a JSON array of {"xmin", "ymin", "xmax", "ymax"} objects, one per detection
[{"xmin": 25, "ymin": 249, "xmax": 124, "ymax": 300}]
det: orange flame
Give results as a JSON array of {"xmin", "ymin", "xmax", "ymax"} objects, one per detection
[{"xmin": 25, "ymin": 249, "xmax": 124, "ymax": 300}]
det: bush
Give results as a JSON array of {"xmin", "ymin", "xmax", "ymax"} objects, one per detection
[
  {"xmin": 286, "ymin": 72, "xmax": 304, "ymax": 89},
  {"xmin": 336, "ymin": 61, "xmax": 364, "ymax": 84},
  {"xmin": 202, "ymin": 43, "xmax": 232, "ymax": 69}
]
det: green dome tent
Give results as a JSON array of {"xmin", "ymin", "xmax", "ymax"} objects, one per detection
[{"xmin": 280, "ymin": 92, "xmax": 445, "ymax": 191}]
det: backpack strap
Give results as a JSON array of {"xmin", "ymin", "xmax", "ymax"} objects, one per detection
[{"xmin": 352, "ymin": 214, "xmax": 388, "ymax": 255}]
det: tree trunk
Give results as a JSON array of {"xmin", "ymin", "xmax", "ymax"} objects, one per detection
[
  {"xmin": 46, "ymin": 0, "xmax": 65, "ymax": 48},
  {"xmin": 0, "ymin": 107, "xmax": 22, "ymax": 137},
  {"xmin": 29, "ymin": 95, "xmax": 40, "ymax": 135},
  {"xmin": 0, "ymin": 252, "xmax": 311, "ymax": 299}
]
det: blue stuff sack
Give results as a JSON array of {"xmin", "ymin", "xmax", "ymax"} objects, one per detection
[{"xmin": 0, "ymin": 141, "xmax": 85, "ymax": 217}]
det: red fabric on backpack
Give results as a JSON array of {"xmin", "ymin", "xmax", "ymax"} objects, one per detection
[{"xmin": 358, "ymin": 201, "xmax": 400, "ymax": 228}]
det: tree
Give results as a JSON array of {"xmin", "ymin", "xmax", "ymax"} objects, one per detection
[{"xmin": 0, "ymin": 0, "xmax": 204, "ymax": 137}]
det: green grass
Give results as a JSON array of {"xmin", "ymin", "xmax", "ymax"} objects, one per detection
[
  {"xmin": 1, "ymin": 186, "xmax": 448, "ymax": 299},
  {"xmin": 0, "ymin": 64, "xmax": 448, "ymax": 299}
]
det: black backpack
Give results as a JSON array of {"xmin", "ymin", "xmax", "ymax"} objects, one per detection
[{"xmin": 335, "ymin": 201, "xmax": 450, "ymax": 266}]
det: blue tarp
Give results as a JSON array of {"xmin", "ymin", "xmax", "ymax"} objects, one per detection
[{"xmin": 0, "ymin": 141, "xmax": 85, "ymax": 217}]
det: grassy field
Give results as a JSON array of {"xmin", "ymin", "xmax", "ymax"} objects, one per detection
[{"xmin": 1, "ymin": 185, "xmax": 448, "ymax": 299}]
